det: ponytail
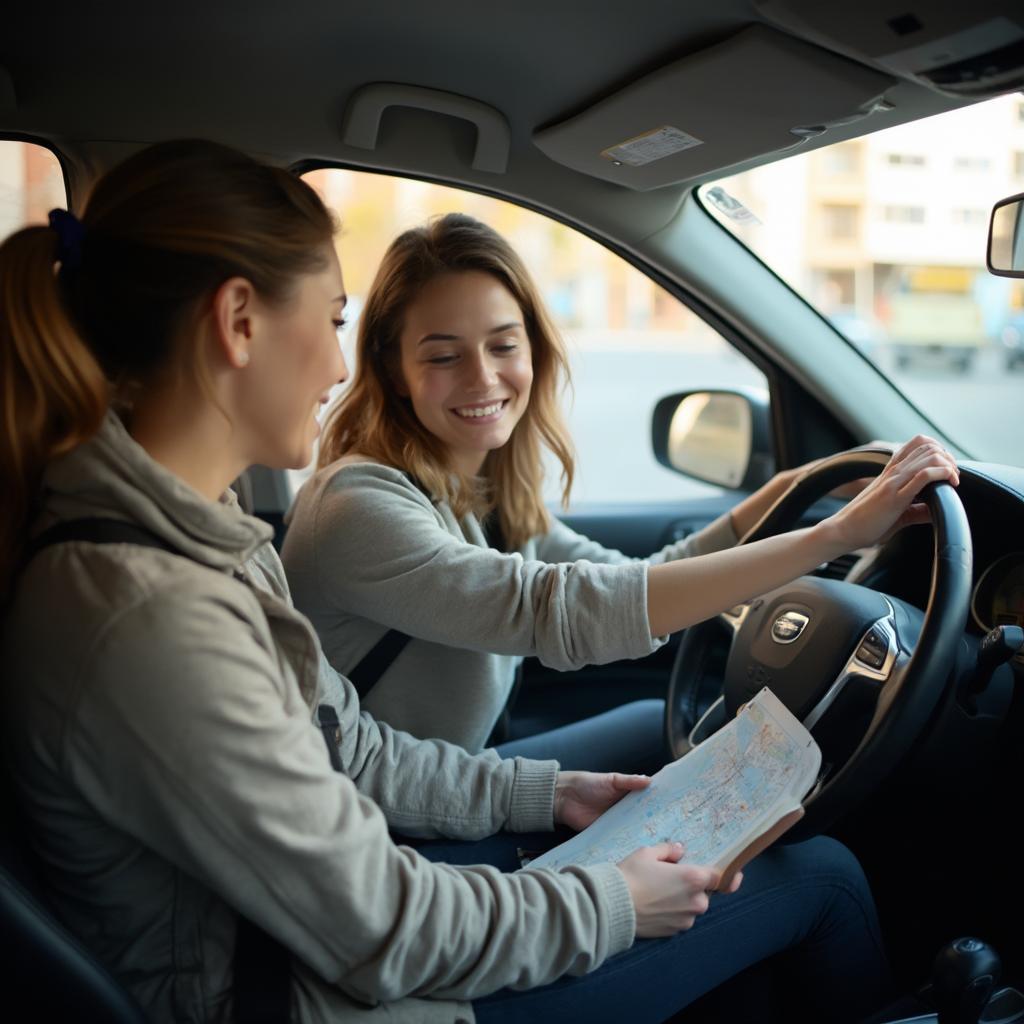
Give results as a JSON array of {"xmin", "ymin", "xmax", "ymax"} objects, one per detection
[{"xmin": 0, "ymin": 224, "xmax": 108, "ymax": 593}]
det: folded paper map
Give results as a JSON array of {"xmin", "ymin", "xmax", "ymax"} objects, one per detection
[{"xmin": 528, "ymin": 688, "xmax": 821, "ymax": 889}]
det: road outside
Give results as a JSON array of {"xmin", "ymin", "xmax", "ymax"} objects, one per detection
[{"xmin": 877, "ymin": 345, "xmax": 1023, "ymax": 468}]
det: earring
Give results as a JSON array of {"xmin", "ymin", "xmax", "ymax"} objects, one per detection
[{"xmin": 237, "ymin": 352, "xmax": 250, "ymax": 367}]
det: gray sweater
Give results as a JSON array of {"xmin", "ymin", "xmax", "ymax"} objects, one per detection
[
  {"xmin": 283, "ymin": 459, "xmax": 738, "ymax": 751},
  {"xmin": 3, "ymin": 414, "xmax": 635, "ymax": 1024}
]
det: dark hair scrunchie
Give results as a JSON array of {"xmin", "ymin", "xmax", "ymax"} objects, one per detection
[{"xmin": 48, "ymin": 208, "xmax": 86, "ymax": 271}]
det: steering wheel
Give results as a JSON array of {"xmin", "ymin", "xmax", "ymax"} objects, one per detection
[{"xmin": 664, "ymin": 449, "xmax": 971, "ymax": 840}]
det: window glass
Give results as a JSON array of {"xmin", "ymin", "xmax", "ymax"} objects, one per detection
[
  {"xmin": 0, "ymin": 141, "xmax": 66, "ymax": 237},
  {"xmin": 823, "ymin": 143, "xmax": 860, "ymax": 175},
  {"xmin": 822, "ymin": 203, "xmax": 859, "ymax": 239},
  {"xmin": 882, "ymin": 205, "xmax": 925, "ymax": 224},
  {"xmin": 299, "ymin": 169, "xmax": 768, "ymax": 504},
  {"xmin": 702, "ymin": 93, "xmax": 1024, "ymax": 468},
  {"xmin": 953, "ymin": 156, "xmax": 991, "ymax": 172},
  {"xmin": 886, "ymin": 153, "xmax": 926, "ymax": 168}
]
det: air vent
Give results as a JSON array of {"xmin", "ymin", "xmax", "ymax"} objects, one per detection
[{"xmin": 814, "ymin": 552, "xmax": 860, "ymax": 580}]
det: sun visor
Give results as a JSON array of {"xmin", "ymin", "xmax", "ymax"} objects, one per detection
[{"xmin": 532, "ymin": 25, "xmax": 895, "ymax": 192}]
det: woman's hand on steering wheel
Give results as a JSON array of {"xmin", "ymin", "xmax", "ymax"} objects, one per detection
[{"xmin": 820, "ymin": 435, "xmax": 959, "ymax": 553}]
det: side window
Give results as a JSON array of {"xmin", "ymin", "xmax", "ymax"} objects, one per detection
[
  {"xmin": 300, "ymin": 168, "xmax": 768, "ymax": 505},
  {"xmin": 0, "ymin": 141, "xmax": 66, "ymax": 238}
]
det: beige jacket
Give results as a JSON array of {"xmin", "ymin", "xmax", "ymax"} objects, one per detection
[{"xmin": 2, "ymin": 413, "xmax": 635, "ymax": 1023}]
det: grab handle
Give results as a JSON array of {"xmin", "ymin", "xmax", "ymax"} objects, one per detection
[{"xmin": 341, "ymin": 83, "xmax": 510, "ymax": 174}]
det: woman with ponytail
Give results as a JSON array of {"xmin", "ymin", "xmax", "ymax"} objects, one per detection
[{"xmin": 2, "ymin": 140, "xmax": 907, "ymax": 1024}]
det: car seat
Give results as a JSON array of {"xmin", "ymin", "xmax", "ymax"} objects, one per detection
[{"xmin": 0, "ymin": 750, "xmax": 147, "ymax": 1021}]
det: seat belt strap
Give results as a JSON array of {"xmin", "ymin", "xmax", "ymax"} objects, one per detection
[
  {"xmin": 344, "ymin": 498, "xmax": 507, "ymax": 701},
  {"xmin": 346, "ymin": 631, "xmax": 411, "ymax": 698},
  {"xmin": 26, "ymin": 517, "xmax": 180, "ymax": 563}
]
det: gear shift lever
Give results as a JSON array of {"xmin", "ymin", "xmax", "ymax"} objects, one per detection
[{"xmin": 930, "ymin": 938, "xmax": 1000, "ymax": 1024}]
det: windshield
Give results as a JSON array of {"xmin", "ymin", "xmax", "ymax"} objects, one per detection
[{"xmin": 701, "ymin": 93, "xmax": 1024, "ymax": 468}]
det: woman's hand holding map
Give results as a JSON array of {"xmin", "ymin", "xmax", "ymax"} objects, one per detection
[
  {"xmin": 553, "ymin": 771, "xmax": 652, "ymax": 831},
  {"xmin": 529, "ymin": 689, "xmax": 820, "ymax": 937},
  {"xmin": 618, "ymin": 844, "xmax": 744, "ymax": 937}
]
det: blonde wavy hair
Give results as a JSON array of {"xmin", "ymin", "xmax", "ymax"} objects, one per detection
[{"xmin": 318, "ymin": 213, "xmax": 575, "ymax": 550}]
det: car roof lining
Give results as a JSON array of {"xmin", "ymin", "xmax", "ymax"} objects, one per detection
[{"xmin": 1, "ymin": 1, "xmax": 1017, "ymax": 248}]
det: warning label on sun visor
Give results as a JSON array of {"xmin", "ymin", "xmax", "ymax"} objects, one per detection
[{"xmin": 601, "ymin": 126, "xmax": 703, "ymax": 166}]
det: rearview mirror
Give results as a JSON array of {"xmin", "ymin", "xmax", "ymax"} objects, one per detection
[
  {"xmin": 651, "ymin": 389, "xmax": 773, "ymax": 491},
  {"xmin": 987, "ymin": 193, "xmax": 1024, "ymax": 277}
]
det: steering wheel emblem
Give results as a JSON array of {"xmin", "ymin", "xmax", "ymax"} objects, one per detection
[{"xmin": 771, "ymin": 611, "xmax": 809, "ymax": 644}]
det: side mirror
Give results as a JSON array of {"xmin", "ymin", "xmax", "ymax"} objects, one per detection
[
  {"xmin": 987, "ymin": 193, "xmax": 1024, "ymax": 277},
  {"xmin": 651, "ymin": 388, "xmax": 773, "ymax": 491}
]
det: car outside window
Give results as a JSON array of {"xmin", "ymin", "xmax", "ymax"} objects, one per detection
[
  {"xmin": 701, "ymin": 93, "xmax": 1024, "ymax": 469},
  {"xmin": 0, "ymin": 140, "xmax": 65, "ymax": 237},
  {"xmin": 297, "ymin": 168, "xmax": 768, "ymax": 505}
]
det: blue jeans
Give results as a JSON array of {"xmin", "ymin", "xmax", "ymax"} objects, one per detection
[
  {"xmin": 415, "ymin": 832, "xmax": 892, "ymax": 1024},
  {"xmin": 494, "ymin": 698, "xmax": 668, "ymax": 774}
]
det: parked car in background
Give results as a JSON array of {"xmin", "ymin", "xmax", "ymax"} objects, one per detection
[{"xmin": 887, "ymin": 287, "xmax": 988, "ymax": 371}]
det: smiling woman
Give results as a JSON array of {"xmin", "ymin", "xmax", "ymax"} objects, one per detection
[
  {"xmin": 212, "ymin": 261, "xmax": 348, "ymax": 473},
  {"xmin": 398, "ymin": 270, "xmax": 534, "ymax": 478},
  {"xmin": 298, "ymin": 164, "xmax": 772, "ymax": 508},
  {"xmin": 316, "ymin": 213, "xmax": 573, "ymax": 548},
  {"xmin": 282, "ymin": 212, "xmax": 959, "ymax": 778}
]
